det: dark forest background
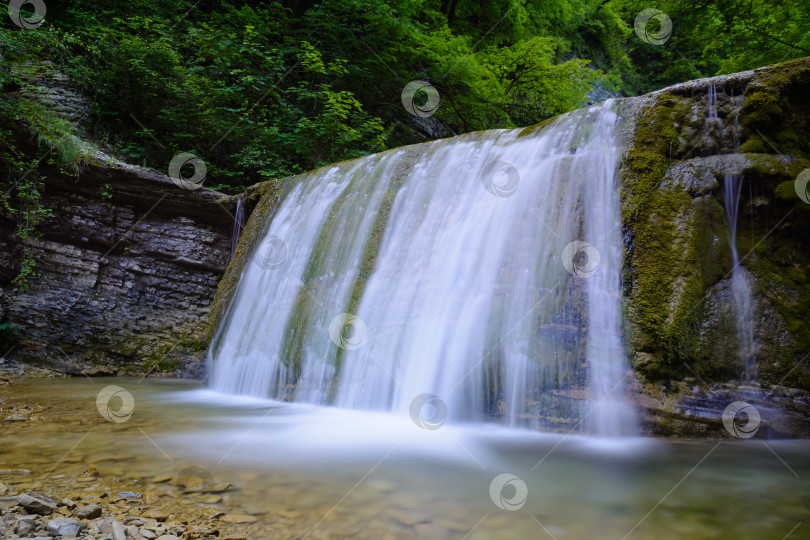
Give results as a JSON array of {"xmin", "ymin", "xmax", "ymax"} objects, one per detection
[{"xmin": 2, "ymin": 0, "xmax": 809, "ymax": 191}]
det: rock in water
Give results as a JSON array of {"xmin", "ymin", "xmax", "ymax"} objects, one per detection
[
  {"xmin": 17, "ymin": 493, "xmax": 56, "ymax": 515},
  {"xmin": 16, "ymin": 517, "xmax": 36, "ymax": 536},
  {"xmin": 47, "ymin": 516, "xmax": 83, "ymax": 536},
  {"xmin": 111, "ymin": 519, "xmax": 127, "ymax": 540},
  {"xmin": 74, "ymin": 503, "xmax": 102, "ymax": 519}
]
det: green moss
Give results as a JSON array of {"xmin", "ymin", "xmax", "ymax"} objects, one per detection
[
  {"xmin": 621, "ymin": 149, "xmax": 668, "ymax": 225},
  {"xmin": 176, "ymin": 336, "xmax": 207, "ymax": 352},
  {"xmin": 206, "ymin": 177, "xmax": 285, "ymax": 342},
  {"xmin": 621, "ymin": 90, "xmax": 760, "ymax": 380},
  {"xmin": 628, "ymin": 186, "xmax": 718, "ymax": 362},
  {"xmin": 741, "ymin": 57, "xmax": 810, "ymax": 160},
  {"xmin": 753, "ymin": 56, "xmax": 810, "ymax": 93},
  {"xmin": 631, "ymin": 94, "xmax": 689, "ymax": 157},
  {"xmin": 0, "ymin": 97, "xmax": 93, "ymax": 172},
  {"xmin": 518, "ymin": 114, "xmax": 560, "ymax": 138},
  {"xmin": 739, "ymin": 136, "xmax": 767, "ymax": 154},
  {"xmin": 632, "ymin": 352, "xmax": 668, "ymax": 381},
  {"xmin": 740, "ymin": 91, "xmax": 783, "ymax": 130}
]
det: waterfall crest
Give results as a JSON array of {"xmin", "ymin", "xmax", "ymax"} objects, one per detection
[{"xmin": 209, "ymin": 101, "xmax": 638, "ymax": 436}]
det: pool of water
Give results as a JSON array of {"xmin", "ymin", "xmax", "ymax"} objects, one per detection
[{"xmin": 2, "ymin": 377, "xmax": 809, "ymax": 539}]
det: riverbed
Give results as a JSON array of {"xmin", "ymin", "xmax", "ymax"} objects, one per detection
[{"xmin": 2, "ymin": 377, "xmax": 809, "ymax": 539}]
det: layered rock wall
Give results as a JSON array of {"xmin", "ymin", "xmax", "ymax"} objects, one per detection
[{"xmin": 0, "ymin": 142, "xmax": 241, "ymax": 375}]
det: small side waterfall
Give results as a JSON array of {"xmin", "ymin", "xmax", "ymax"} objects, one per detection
[
  {"xmin": 709, "ymin": 82, "xmax": 757, "ymax": 381},
  {"xmin": 231, "ymin": 198, "xmax": 246, "ymax": 259},
  {"xmin": 722, "ymin": 173, "xmax": 757, "ymax": 381},
  {"xmin": 210, "ymin": 101, "xmax": 637, "ymax": 436}
]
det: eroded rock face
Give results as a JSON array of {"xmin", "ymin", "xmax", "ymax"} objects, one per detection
[
  {"xmin": 0, "ymin": 140, "xmax": 240, "ymax": 375},
  {"xmin": 620, "ymin": 57, "xmax": 810, "ymax": 423}
]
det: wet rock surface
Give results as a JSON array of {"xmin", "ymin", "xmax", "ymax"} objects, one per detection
[
  {"xmin": 621, "ymin": 57, "xmax": 810, "ymax": 395},
  {"xmin": 635, "ymin": 379, "xmax": 810, "ymax": 437}
]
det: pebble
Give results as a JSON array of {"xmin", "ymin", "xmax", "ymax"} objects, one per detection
[
  {"xmin": 16, "ymin": 516, "xmax": 36, "ymax": 536},
  {"xmin": 75, "ymin": 502, "xmax": 103, "ymax": 519},
  {"xmin": 0, "ymin": 496, "xmax": 19, "ymax": 509},
  {"xmin": 0, "ymin": 468, "xmax": 31, "ymax": 474},
  {"xmin": 390, "ymin": 509, "xmax": 430, "ymax": 526},
  {"xmin": 191, "ymin": 494, "xmax": 222, "ymax": 504},
  {"xmin": 149, "ymin": 474, "xmax": 174, "ymax": 483},
  {"xmin": 220, "ymin": 513, "xmax": 258, "ymax": 523},
  {"xmin": 241, "ymin": 502, "xmax": 266, "ymax": 515},
  {"xmin": 143, "ymin": 508, "xmax": 169, "ymax": 521},
  {"xmin": 47, "ymin": 516, "xmax": 83, "ymax": 536},
  {"xmin": 17, "ymin": 493, "xmax": 57, "ymax": 515},
  {"xmin": 111, "ymin": 519, "xmax": 127, "ymax": 540}
]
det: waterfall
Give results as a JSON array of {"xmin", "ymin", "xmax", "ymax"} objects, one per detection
[
  {"xmin": 707, "ymin": 82, "xmax": 718, "ymax": 120},
  {"xmin": 709, "ymin": 83, "xmax": 756, "ymax": 381},
  {"xmin": 231, "ymin": 198, "xmax": 246, "ymax": 259},
  {"xmin": 209, "ymin": 101, "xmax": 637, "ymax": 436},
  {"xmin": 722, "ymin": 173, "xmax": 757, "ymax": 381}
]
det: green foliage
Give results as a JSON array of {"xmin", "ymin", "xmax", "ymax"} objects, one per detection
[
  {"xmin": 3, "ymin": 0, "xmax": 809, "ymax": 195},
  {"xmin": 610, "ymin": 0, "xmax": 810, "ymax": 93},
  {"xmin": 2, "ymin": 0, "xmax": 617, "ymax": 192}
]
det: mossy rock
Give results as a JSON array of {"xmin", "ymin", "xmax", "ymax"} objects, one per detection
[
  {"xmin": 739, "ymin": 91, "xmax": 783, "ymax": 131},
  {"xmin": 739, "ymin": 135, "xmax": 767, "ymax": 154},
  {"xmin": 632, "ymin": 352, "xmax": 669, "ymax": 382},
  {"xmin": 621, "ymin": 58, "xmax": 810, "ymax": 386},
  {"xmin": 206, "ymin": 177, "xmax": 286, "ymax": 342},
  {"xmin": 740, "ymin": 56, "xmax": 810, "ymax": 160}
]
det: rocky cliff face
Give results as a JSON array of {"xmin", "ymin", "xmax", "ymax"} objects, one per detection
[
  {"xmin": 0, "ymin": 137, "xmax": 241, "ymax": 376},
  {"xmin": 619, "ymin": 57, "xmax": 810, "ymax": 435}
]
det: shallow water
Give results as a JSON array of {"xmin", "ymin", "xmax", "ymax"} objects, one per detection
[{"xmin": 2, "ymin": 378, "xmax": 810, "ymax": 539}]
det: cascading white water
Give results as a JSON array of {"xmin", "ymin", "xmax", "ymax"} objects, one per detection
[
  {"xmin": 723, "ymin": 173, "xmax": 756, "ymax": 381},
  {"xmin": 709, "ymin": 82, "xmax": 756, "ymax": 381},
  {"xmin": 231, "ymin": 198, "xmax": 246, "ymax": 259},
  {"xmin": 209, "ymin": 101, "xmax": 637, "ymax": 436}
]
